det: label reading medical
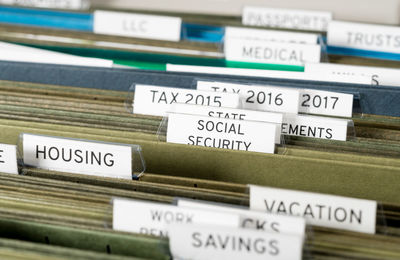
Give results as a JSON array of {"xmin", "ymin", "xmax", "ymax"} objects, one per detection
[
  {"xmin": 93, "ymin": 11, "xmax": 182, "ymax": 41},
  {"xmin": 112, "ymin": 198, "xmax": 239, "ymax": 237},
  {"xmin": 250, "ymin": 185, "xmax": 377, "ymax": 234},
  {"xmin": 168, "ymin": 223, "xmax": 303, "ymax": 260},
  {"xmin": 197, "ymin": 81, "xmax": 300, "ymax": 114},
  {"xmin": 243, "ymin": 6, "xmax": 332, "ymax": 32},
  {"xmin": 0, "ymin": 144, "xmax": 18, "ymax": 175},
  {"xmin": 133, "ymin": 85, "xmax": 240, "ymax": 117},
  {"xmin": 22, "ymin": 134, "xmax": 133, "ymax": 179},
  {"xmin": 225, "ymin": 38, "xmax": 321, "ymax": 65},
  {"xmin": 167, "ymin": 113, "xmax": 276, "ymax": 154}
]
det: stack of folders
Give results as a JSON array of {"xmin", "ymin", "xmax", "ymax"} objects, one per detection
[{"xmin": 0, "ymin": 1, "xmax": 400, "ymax": 259}]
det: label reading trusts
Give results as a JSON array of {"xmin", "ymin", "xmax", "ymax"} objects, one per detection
[
  {"xmin": 249, "ymin": 185, "xmax": 377, "ymax": 234},
  {"xmin": 243, "ymin": 6, "xmax": 332, "ymax": 32},
  {"xmin": 0, "ymin": 144, "xmax": 18, "ymax": 174},
  {"xmin": 225, "ymin": 38, "xmax": 321, "ymax": 65},
  {"xmin": 133, "ymin": 85, "xmax": 240, "ymax": 117},
  {"xmin": 93, "ymin": 11, "xmax": 182, "ymax": 41},
  {"xmin": 328, "ymin": 21, "xmax": 400, "ymax": 54},
  {"xmin": 168, "ymin": 223, "xmax": 303, "ymax": 260},
  {"xmin": 167, "ymin": 113, "xmax": 276, "ymax": 154},
  {"xmin": 0, "ymin": 0, "xmax": 89, "ymax": 9},
  {"xmin": 112, "ymin": 198, "xmax": 239, "ymax": 237},
  {"xmin": 22, "ymin": 134, "xmax": 133, "ymax": 179}
]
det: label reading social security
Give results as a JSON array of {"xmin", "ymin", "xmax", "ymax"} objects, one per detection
[
  {"xmin": 93, "ymin": 11, "xmax": 182, "ymax": 42},
  {"xmin": 250, "ymin": 185, "xmax": 377, "ymax": 234},
  {"xmin": 133, "ymin": 85, "xmax": 240, "ymax": 117},
  {"xmin": 0, "ymin": 144, "xmax": 18, "ymax": 174},
  {"xmin": 167, "ymin": 113, "xmax": 276, "ymax": 154},
  {"xmin": 22, "ymin": 133, "xmax": 133, "ymax": 179},
  {"xmin": 197, "ymin": 81, "xmax": 300, "ymax": 114}
]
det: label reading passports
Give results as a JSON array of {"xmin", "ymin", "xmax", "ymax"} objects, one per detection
[
  {"xmin": 168, "ymin": 223, "xmax": 303, "ymax": 260},
  {"xmin": 112, "ymin": 198, "xmax": 239, "ymax": 237},
  {"xmin": 197, "ymin": 81, "xmax": 300, "ymax": 114},
  {"xmin": 0, "ymin": 144, "xmax": 18, "ymax": 175},
  {"xmin": 225, "ymin": 38, "xmax": 321, "ymax": 65},
  {"xmin": 133, "ymin": 85, "xmax": 240, "ymax": 117},
  {"xmin": 167, "ymin": 113, "xmax": 276, "ymax": 154},
  {"xmin": 328, "ymin": 21, "xmax": 400, "ymax": 53},
  {"xmin": 22, "ymin": 134, "xmax": 133, "ymax": 179},
  {"xmin": 249, "ymin": 185, "xmax": 377, "ymax": 234},
  {"xmin": 93, "ymin": 11, "xmax": 182, "ymax": 42},
  {"xmin": 242, "ymin": 6, "xmax": 332, "ymax": 32}
]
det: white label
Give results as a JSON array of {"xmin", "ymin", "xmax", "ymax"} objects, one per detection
[
  {"xmin": 328, "ymin": 21, "xmax": 400, "ymax": 54},
  {"xmin": 225, "ymin": 26, "xmax": 319, "ymax": 44},
  {"xmin": 250, "ymin": 185, "xmax": 377, "ymax": 234},
  {"xmin": 225, "ymin": 38, "xmax": 321, "ymax": 65},
  {"xmin": 198, "ymin": 81, "xmax": 300, "ymax": 114},
  {"xmin": 93, "ymin": 11, "xmax": 182, "ymax": 42},
  {"xmin": 167, "ymin": 64, "xmax": 372, "ymax": 85},
  {"xmin": 133, "ymin": 85, "xmax": 240, "ymax": 117},
  {"xmin": 305, "ymin": 63, "xmax": 400, "ymax": 87},
  {"xmin": 22, "ymin": 134, "xmax": 132, "ymax": 179},
  {"xmin": 177, "ymin": 199, "xmax": 305, "ymax": 236},
  {"xmin": 0, "ymin": 144, "xmax": 18, "ymax": 175},
  {"xmin": 282, "ymin": 114, "xmax": 349, "ymax": 141},
  {"xmin": 168, "ymin": 223, "xmax": 303, "ymax": 260},
  {"xmin": 168, "ymin": 103, "xmax": 283, "ymax": 144},
  {"xmin": 243, "ymin": 6, "xmax": 332, "ymax": 32},
  {"xmin": 299, "ymin": 89, "xmax": 353, "ymax": 117},
  {"xmin": 167, "ymin": 113, "xmax": 276, "ymax": 154},
  {"xmin": 112, "ymin": 198, "xmax": 239, "ymax": 237},
  {"xmin": 0, "ymin": 0, "xmax": 88, "ymax": 9}
]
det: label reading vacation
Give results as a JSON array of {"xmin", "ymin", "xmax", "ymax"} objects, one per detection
[
  {"xmin": 167, "ymin": 113, "xmax": 276, "ymax": 154},
  {"xmin": 168, "ymin": 223, "xmax": 303, "ymax": 260},
  {"xmin": 93, "ymin": 11, "xmax": 182, "ymax": 41},
  {"xmin": 0, "ymin": 144, "xmax": 18, "ymax": 174},
  {"xmin": 22, "ymin": 134, "xmax": 133, "ymax": 179},
  {"xmin": 243, "ymin": 6, "xmax": 332, "ymax": 32},
  {"xmin": 249, "ymin": 185, "xmax": 377, "ymax": 234}
]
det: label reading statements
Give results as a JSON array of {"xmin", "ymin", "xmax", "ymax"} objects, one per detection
[
  {"xmin": 112, "ymin": 198, "xmax": 239, "ymax": 237},
  {"xmin": 167, "ymin": 113, "xmax": 276, "ymax": 154},
  {"xmin": 133, "ymin": 85, "xmax": 240, "ymax": 117},
  {"xmin": 22, "ymin": 134, "xmax": 133, "ymax": 179},
  {"xmin": 250, "ymin": 185, "xmax": 377, "ymax": 234},
  {"xmin": 93, "ymin": 11, "xmax": 182, "ymax": 41},
  {"xmin": 243, "ymin": 6, "xmax": 332, "ymax": 32},
  {"xmin": 0, "ymin": 144, "xmax": 18, "ymax": 174},
  {"xmin": 168, "ymin": 223, "xmax": 303, "ymax": 260}
]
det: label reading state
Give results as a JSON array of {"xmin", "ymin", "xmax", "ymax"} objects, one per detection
[
  {"xmin": 243, "ymin": 6, "xmax": 332, "ymax": 32},
  {"xmin": 0, "ymin": 144, "xmax": 18, "ymax": 175},
  {"xmin": 328, "ymin": 21, "xmax": 400, "ymax": 54},
  {"xmin": 250, "ymin": 185, "xmax": 377, "ymax": 234},
  {"xmin": 0, "ymin": 0, "xmax": 89, "ymax": 9},
  {"xmin": 282, "ymin": 114, "xmax": 349, "ymax": 141},
  {"xmin": 93, "ymin": 11, "xmax": 182, "ymax": 42},
  {"xmin": 22, "ymin": 134, "xmax": 132, "ymax": 179},
  {"xmin": 177, "ymin": 199, "xmax": 305, "ymax": 236},
  {"xmin": 133, "ymin": 85, "xmax": 240, "ymax": 117},
  {"xmin": 225, "ymin": 38, "xmax": 321, "ymax": 65},
  {"xmin": 168, "ymin": 223, "xmax": 303, "ymax": 260},
  {"xmin": 167, "ymin": 113, "xmax": 276, "ymax": 154},
  {"xmin": 113, "ymin": 198, "xmax": 239, "ymax": 237}
]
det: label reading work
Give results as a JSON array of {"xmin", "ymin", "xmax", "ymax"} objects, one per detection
[
  {"xmin": 328, "ymin": 21, "xmax": 400, "ymax": 54},
  {"xmin": 197, "ymin": 81, "xmax": 300, "ymax": 114},
  {"xmin": 242, "ymin": 6, "xmax": 332, "ymax": 32},
  {"xmin": 167, "ymin": 113, "xmax": 276, "ymax": 154},
  {"xmin": 22, "ymin": 134, "xmax": 133, "ymax": 179},
  {"xmin": 93, "ymin": 11, "xmax": 182, "ymax": 41},
  {"xmin": 113, "ymin": 198, "xmax": 239, "ymax": 237},
  {"xmin": 0, "ymin": 144, "xmax": 18, "ymax": 175},
  {"xmin": 0, "ymin": 0, "xmax": 89, "ymax": 9},
  {"xmin": 168, "ymin": 223, "xmax": 303, "ymax": 260},
  {"xmin": 225, "ymin": 38, "xmax": 321, "ymax": 65},
  {"xmin": 133, "ymin": 85, "xmax": 240, "ymax": 117},
  {"xmin": 250, "ymin": 185, "xmax": 377, "ymax": 234}
]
